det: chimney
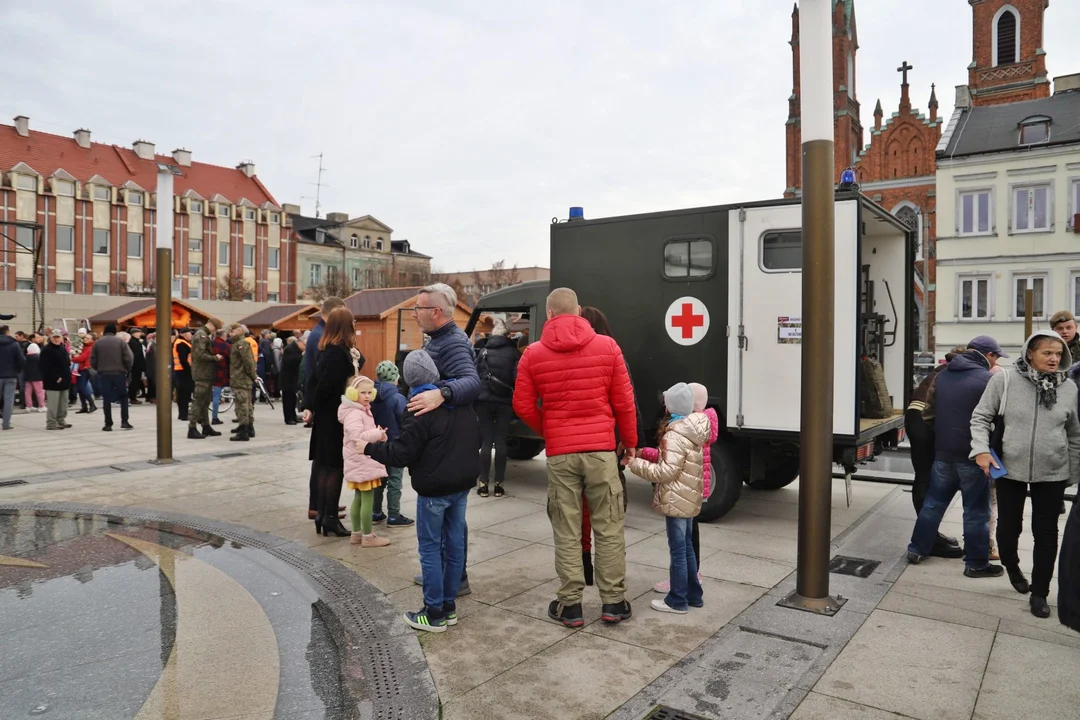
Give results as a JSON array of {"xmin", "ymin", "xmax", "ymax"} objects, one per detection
[
  {"xmin": 172, "ymin": 148, "xmax": 192, "ymax": 167},
  {"xmin": 133, "ymin": 140, "xmax": 155, "ymax": 160},
  {"xmin": 955, "ymin": 85, "xmax": 972, "ymax": 109},
  {"xmin": 326, "ymin": 212, "xmax": 349, "ymax": 223},
  {"xmin": 74, "ymin": 128, "xmax": 91, "ymax": 149},
  {"xmin": 13, "ymin": 116, "xmax": 29, "ymax": 137},
  {"xmin": 237, "ymin": 160, "xmax": 255, "ymax": 178},
  {"xmin": 282, "ymin": 203, "xmax": 301, "ymax": 215},
  {"xmin": 1054, "ymin": 73, "xmax": 1080, "ymax": 94}
]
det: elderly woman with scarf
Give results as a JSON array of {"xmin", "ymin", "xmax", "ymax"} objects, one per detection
[{"xmin": 971, "ymin": 331, "xmax": 1080, "ymax": 619}]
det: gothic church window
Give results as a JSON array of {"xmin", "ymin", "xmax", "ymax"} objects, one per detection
[
  {"xmin": 895, "ymin": 206, "xmax": 919, "ymax": 232},
  {"xmin": 995, "ymin": 8, "xmax": 1018, "ymax": 66}
]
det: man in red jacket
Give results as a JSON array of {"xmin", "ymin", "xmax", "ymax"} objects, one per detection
[{"xmin": 514, "ymin": 287, "xmax": 638, "ymax": 628}]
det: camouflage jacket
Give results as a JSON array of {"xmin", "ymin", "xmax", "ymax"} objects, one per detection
[
  {"xmin": 191, "ymin": 326, "xmax": 217, "ymax": 382},
  {"xmin": 230, "ymin": 336, "xmax": 257, "ymax": 388}
]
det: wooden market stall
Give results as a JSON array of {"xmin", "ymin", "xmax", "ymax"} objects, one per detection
[
  {"xmin": 236, "ymin": 304, "xmax": 319, "ymax": 335},
  {"xmin": 88, "ymin": 298, "xmax": 217, "ymax": 334}
]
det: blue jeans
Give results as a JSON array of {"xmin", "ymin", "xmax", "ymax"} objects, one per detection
[
  {"xmin": 76, "ymin": 372, "xmax": 93, "ymax": 409},
  {"xmin": 98, "ymin": 373, "xmax": 129, "ymax": 426},
  {"xmin": 0, "ymin": 378, "xmax": 15, "ymax": 429},
  {"xmin": 908, "ymin": 460, "xmax": 991, "ymax": 568},
  {"xmin": 212, "ymin": 385, "xmax": 223, "ymax": 420},
  {"xmin": 416, "ymin": 489, "xmax": 469, "ymax": 617},
  {"xmin": 665, "ymin": 516, "xmax": 704, "ymax": 610}
]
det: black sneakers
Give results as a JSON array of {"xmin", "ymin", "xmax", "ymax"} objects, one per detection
[
  {"xmin": 963, "ymin": 564, "xmax": 1004, "ymax": 579},
  {"xmin": 930, "ymin": 534, "xmax": 964, "ymax": 559},
  {"xmin": 1007, "ymin": 568, "xmax": 1031, "ymax": 595},
  {"xmin": 601, "ymin": 600, "xmax": 632, "ymax": 624},
  {"xmin": 548, "ymin": 601, "xmax": 584, "ymax": 628}
]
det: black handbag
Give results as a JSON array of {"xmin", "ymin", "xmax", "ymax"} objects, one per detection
[{"xmin": 988, "ymin": 371, "xmax": 1010, "ymax": 456}]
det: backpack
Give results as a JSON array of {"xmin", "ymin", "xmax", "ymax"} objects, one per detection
[
  {"xmin": 477, "ymin": 348, "xmax": 514, "ymax": 398},
  {"xmin": 860, "ymin": 357, "xmax": 893, "ymax": 419}
]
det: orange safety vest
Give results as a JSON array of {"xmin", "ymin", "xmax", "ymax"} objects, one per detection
[
  {"xmin": 173, "ymin": 337, "xmax": 191, "ymax": 371},
  {"xmin": 245, "ymin": 336, "xmax": 259, "ymax": 361}
]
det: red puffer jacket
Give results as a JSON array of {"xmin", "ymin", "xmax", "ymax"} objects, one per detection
[{"xmin": 513, "ymin": 314, "xmax": 638, "ymax": 457}]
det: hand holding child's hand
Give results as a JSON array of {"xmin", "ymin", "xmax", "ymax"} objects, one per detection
[
  {"xmin": 356, "ymin": 439, "xmax": 368, "ymax": 454},
  {"xmin": 376, "ymin": 426, "xmax": 388, "ymax": 442}
]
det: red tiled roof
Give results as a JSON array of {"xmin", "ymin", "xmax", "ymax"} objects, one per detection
[{"xmin": 0, "ymin": 124, "xmax": 278, "ymax": 206}]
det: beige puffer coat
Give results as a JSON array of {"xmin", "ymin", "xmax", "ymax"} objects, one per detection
[{"xmin": 628, "ymin": 414, "xmax": 709, "ymax": 519}]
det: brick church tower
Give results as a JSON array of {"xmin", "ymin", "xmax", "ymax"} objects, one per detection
[
  {"xmin": 784, "ymin": 1, "xmax": 862, "ymax": 197},
  {"xmin": 967, "ymin": 0, "xmax": 1051, "ymax": 106}
]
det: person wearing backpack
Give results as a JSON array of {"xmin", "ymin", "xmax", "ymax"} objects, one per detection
[{"xmin": 475, "ymin": 318, "xmax": 520, "ymax": 497}]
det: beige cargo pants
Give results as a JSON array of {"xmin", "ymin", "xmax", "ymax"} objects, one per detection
[{"xmin": 546, "ymin": 451, "xmax": 627, "ymax": 605}]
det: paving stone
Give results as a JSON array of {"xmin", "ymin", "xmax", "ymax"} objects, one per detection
[
  {"xmin": 790, "ymin": 692, "xmax": 915, "ymax": 719},
  {"xmin": 974, "ymin": 632, "xmax": 1080, "ymax": 720},
  {"xmin": 698, "ymin": 550, "xmax": 795, "ymax": 588}
]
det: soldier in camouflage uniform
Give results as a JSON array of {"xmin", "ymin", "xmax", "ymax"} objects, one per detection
[
  {"xmin": 229, "ymin": 323, "xmax": 257, "ymax": 442},
  {"xmin": 188, "ymin": 320, "xmax": 222, "ymax": 439}
]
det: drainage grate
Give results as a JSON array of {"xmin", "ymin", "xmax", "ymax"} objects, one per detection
[
  {"xmin": 829, "ymin": 555, "xmax": 880, "ymax": 578},
  {"xmin": 647, "ymin": 706, "xmax": 715, "ymax": 720},
  {"xmin": 0, "ymin": 480, "xmax": 28, "ymax": 488},
  {"xmin": 215, "ymin": 452, "xmax": 248, "ymax": 459}
]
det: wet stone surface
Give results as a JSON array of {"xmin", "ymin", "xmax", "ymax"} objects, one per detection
[{"xmin": 0, "ymin": 510, "xmax": 364, "ymax": 720}]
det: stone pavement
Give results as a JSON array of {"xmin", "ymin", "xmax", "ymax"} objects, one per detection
[{"xmin": 2, "ymin": 402, "xmax": 1079, "ymax": 720}]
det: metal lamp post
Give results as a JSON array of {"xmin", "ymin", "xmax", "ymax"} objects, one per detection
[
  {"xmin": 152, "ymin": 166, "xmax": 176, "ymax": 464},
  {"xmin": 780, "ymin": 0, "xmax": 846, "ymax": 616}
]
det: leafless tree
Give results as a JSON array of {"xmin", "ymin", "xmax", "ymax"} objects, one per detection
[{"xmin": 216, "ymin": 272, "xmax": 255, "ymax": 301}]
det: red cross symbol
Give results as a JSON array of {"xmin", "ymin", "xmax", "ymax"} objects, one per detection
[{"xmin": 670, "ymin": 303, "xmax": 704, "ymax": 339}]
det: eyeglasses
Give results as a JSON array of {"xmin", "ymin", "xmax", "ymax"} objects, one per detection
[{"xmin": 412, "ymin": 306, "xmax": 439, "ymax": 314}]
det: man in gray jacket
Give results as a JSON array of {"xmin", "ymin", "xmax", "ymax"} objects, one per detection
[{"xmin": 91, "ymin": 322, "xmax": 134, "ymax": 431}]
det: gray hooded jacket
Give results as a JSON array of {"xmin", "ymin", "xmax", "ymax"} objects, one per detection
[{"xmin": 970, "ymin": 331, "xmax": 1080, "ymax": 485}]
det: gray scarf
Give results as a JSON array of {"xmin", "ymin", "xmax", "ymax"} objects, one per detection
[{"xmin": 1014, "ymin": 357, "xmax": 1066, "ymax": 410}]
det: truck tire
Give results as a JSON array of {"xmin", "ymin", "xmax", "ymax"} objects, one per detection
[
  {"xmin": 747, "ymin": 455, "xmax": 800, "ymax": 491},
  {"xmin": 697, "ymin": 437, "xmax": 742, "ymax": 523},
  {"xmin": 507, "ymin": 437, "xmax": 545, "ymax": 460}
]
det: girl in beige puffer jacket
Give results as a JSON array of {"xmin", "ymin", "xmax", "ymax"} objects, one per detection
[{"xmin": 627, "ymin": 382, "xmax": 709, "ymax": 614}]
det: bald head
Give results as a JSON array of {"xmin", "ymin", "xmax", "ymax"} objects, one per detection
[
  {"xmin": 546, "ymin": 288, "xmax": 580, "ymax": 318},
  {"xmin": 321, "ymin": 296, "xmax": 345, "ymax": 315}
]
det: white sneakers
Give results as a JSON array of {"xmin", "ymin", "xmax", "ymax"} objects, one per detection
[{"xmin": 650, "ymin": 598, "xmax": 687, "ymax": 614}]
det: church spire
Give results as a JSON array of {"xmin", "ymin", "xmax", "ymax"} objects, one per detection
[
  {"xmin": 929, "ymin": 83, "xmax": 939, "ymax": 122},
  {"xmin": 874, "ymin": 99, "xmax": 883, "ymax": 130}
]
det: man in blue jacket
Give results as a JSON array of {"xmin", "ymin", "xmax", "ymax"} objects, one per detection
[{"xmin": 908, "ymin": 335, "xmax": 1006, "ymax": 578}]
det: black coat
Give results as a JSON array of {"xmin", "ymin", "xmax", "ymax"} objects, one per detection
[
  {"xmin": 364, "ymin": 399, "xmax": 480, "ymax": 497},
  {"xmin": 128, "ymin": 337, "xmax": 146, "ymax": 373},
  {"xmin": 308, "ymin": 344, "xmax": 362, "ymax": 468},
  {"xmin": 40, "ymin": 342, "xmax": 72, "ymax": 391},
  {"xmin": 1059, "ymin": 500, "xmax": 1080, "ymax": 633},
  {"xmin": 475, "ymin": 335, "xmax": 520, "ymax": 405},
  {"xmin": 23, "ymin": 352, "xmax": 43, "ymax": 383},
  {"xmin": 280, "ymin": 343, "xmax": 303, "ymax": 392}
]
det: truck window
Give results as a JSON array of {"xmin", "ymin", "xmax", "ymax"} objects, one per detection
[
  {"xmin": 663, "ymin": 237, "xmax": 713, "ymax": 279},
  {"xmin": 761, "ymin": 230, "xmax": 802, "ymax": 272}
]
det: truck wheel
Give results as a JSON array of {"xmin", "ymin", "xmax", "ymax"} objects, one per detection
[
  {"xmin": 697, "ymin": 437, "xmax": 742, "ymax": 523},
  {"xmin": 507, "ymin": 438, "xmax": 545, "ymax": 460},
  {"xmin": 747, "ymin": 455, "xmax": 800, "ymax": 491}
]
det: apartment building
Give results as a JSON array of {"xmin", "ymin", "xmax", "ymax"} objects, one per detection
[{"xmin": 0, "ymin": 117, "xmax": 296, "ymax": 302}]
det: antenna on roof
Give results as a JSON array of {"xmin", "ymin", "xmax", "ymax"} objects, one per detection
[{"xmin": 310, "ymin": 153, "xmax": 328, "ymax": 218}]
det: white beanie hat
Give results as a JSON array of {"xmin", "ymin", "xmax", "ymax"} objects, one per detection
[{"xmin": 663, "ymin": 382, "xmax": 695, "ymax": 417}]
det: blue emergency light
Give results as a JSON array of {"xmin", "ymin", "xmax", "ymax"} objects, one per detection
[
  {"xmin": 568, "ymin": 207, "xmax": 584, "ymax": 220},
  {"xmin": 839, "ymin": 168, "xmax": 857, "ymax": 190}
]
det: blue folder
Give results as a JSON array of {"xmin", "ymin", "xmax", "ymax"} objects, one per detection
[{"xmin": 989, "ymin": 450, "xmax": 1007, "ymax": 480}]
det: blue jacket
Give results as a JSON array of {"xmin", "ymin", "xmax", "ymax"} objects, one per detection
[
  {"xmin": 0, "ymin": 334, "xmax": 25, "ymax": 379},
  {"xmin": 932, "ymin": 350, "xmax": 992, "ymax": 462},
  {"xmin": 304, "ymin": 320, "xmax": 325, "ymax": 379},
  {"xmin": 423, "ymin": 321, "xmax": 481, "ymax": 406},
  {"xmin": 372, "ymin": 380, "xmax": 406, "ymax": 441}
]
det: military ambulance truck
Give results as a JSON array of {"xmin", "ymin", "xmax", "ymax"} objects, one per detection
[{"xmin": 466, "ymin": 190, "xmax": 913, "ymax": 521}]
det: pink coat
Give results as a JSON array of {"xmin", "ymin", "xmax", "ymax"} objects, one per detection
[
  {"xmin": 640, "ymin": 408, "xmax": 718, "ymax": 498},
  {"xmin": 338, "ymin": 398, "xmax": 387, "ymax": 485}
]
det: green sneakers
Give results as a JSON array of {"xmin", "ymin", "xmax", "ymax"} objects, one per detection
[{"xmin": 403, "ymin": 608, "xmax": 447, "ymax": 633}]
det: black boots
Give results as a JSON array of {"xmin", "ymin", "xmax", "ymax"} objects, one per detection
[
  {"xmin": 187, "ymin": 426, "xmax": 205, "ymax": 440},
  {"xmin": 1007, "ymin": 567, "xmax": 1031, "ymax": 594},
  {"xmin": 1030, "ymin": 595, "xmax": 1051, "ymax": 618},
  {"xmin": 230, "ymin": 424, "xmax": 250, "ymax": 442},
  {"xmin": 583, "ymin": 551, "xmax": 594, "ymax": 587},
  {"xmin": 201, "ymin": 424, "xmax": 221, "ymax": 437}
]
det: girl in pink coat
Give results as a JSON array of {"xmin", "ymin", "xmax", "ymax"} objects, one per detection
[
  {"xmin": 339, "ymin": 375, "xmax": 391, "ymax": 547},
  {"xmin": 649, "ymin": 382, "xmax": 718, "ymax": 593}
]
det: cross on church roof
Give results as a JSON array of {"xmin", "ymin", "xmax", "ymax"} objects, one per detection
[{"xmin": 897, "ymin": 61, "xmax": 914, "ymax": 86}]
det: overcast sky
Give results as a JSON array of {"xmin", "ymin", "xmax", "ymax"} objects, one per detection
[{"xmin": 2, "ymin": 1, "xmax": 1079, "ymax": 273}]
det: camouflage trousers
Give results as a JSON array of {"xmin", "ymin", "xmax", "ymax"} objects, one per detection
[
  {"xmin": 190, "ymin": 381, "xmax": 212, "ymax": 427},
  {"xmin": 234, "ymin": 385, "xmax": 253, "ymax": 425}
]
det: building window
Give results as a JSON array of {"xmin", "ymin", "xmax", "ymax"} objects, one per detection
[
  {"xmin": 663, "ymin": 237, "xmax": 713, "ymax": 278},
  {"xmin": 310, "ymin": 263, "xmax": 322, "ymax": 286},
  {"xmin": 15, "ymin": 226, "xmax": 34, "ymax": 250},
  {"xmin": 244, "ymin": 209, "xmax": 256, "ymax": 221},
  {"xmin": 1013, "ymin": 185, "xmax": 1051, "ymax": 233},
  {"xmin": 188, "ymin": 263, "xmax": 202, "ymax": 276},
  {"xmin": 352, "ymin": 268, "xmax": 361, "ymax": 288},
  {"xmin": 995, "ymin": 8, "xmax": 1018, "ymax": 66},
  {"xmin": 376, "ymin": 238, "xmax": 383, "ymax": 251},
  {"xmin": 269, "ymin": 212, "xmax": 280, "ymax": 224},
  {"xmin": 268, "ymin": 292, "xmax": 279, "ymax": 303},
  {"xmin": 218, "ymin": 242, "xmax": 230, "ymax": 266},
  {"xmin": 189, "ymin": 238, "xmax": 202, "ymax": 252},
  {"xmin": 1072, "ymin": 180, "xmax": 1080, "ymax": 228},
  {"xmin": 93, "ymin": 186, "xmax": 111, "ymax": 202},
  {"xmin": 127, "ymin": 232, "xmax": 144, "ymax": 258},
  {"xmin": 15, "ymin": 278, "xmax": 33, "ymax": 291},
  {"xmin": 268, "ymin": 247, "xmax": 280, "ymax": 270},
  {"xmin": 243, "ymin": 245, "xmax": 255, "ymax": 268},
  {"xmin": 56, "ymin": 225, "xmax": 74, "ymax": 252},
  {"xmin": 959, "ymin": 275, "xmax": 991, "ymax": 320},
  {"xmin": 350, "ymin": 234, "xmax": 359, "ymax": 249},
  {"xmin": 760, "ymin": 231, "xmax": 802, "ymax": 272},
  {"xmin": 54, "ymin": 179, "xmax": 75, "ymax": 197},
  {"xmin": 1071, "ymin": 273, "xmax": 1080, "ymax": 317},
  {"xmin": 189, "ymin": 199, "xmax": 203, "ymax": 214},
  {"xmin": 172, "ymin": 278, "xmax": 181, "ymax": 295},
  {"xmin": 92, "ymin": 283, "xmax": 109, "ymax": 295},
  {"xmin": 243, "ymin": 291, "xmax": 254, "ymax": 301},
  {"xmin": 959, "ymin": 190, "xmax": 992, "ymax": 235},
  {"xmin": 56, "ymin": 281, "xmax": 73, "ymax": 294},
  {"xmin": 363, "ymin": 236, "xmax": 372, "ymax": 249},
  {"xmin": 1019, "ymin": 118, "xmax": 1050, "ymax": 145},
  {"xmin": 218, "ymin": 204, "xmax": 231, "ymax": 217},
  {"xmin": 1014, "ymin": 274, "xmax": 1047, "ymax": 319},
  {"xmin": 127, "ymin": 190, "xmax": 144, "ymax": 206},
  {"xmin": 189, "ymin": 279, "xmax": 202, "ymax": 300},
  {"xmin": 15, "ymin": 174, "xmax": 37, "ymax": 191},
  {"xmin": 93, "ymin": 229, "xmax": 110, "ymax": 255}
]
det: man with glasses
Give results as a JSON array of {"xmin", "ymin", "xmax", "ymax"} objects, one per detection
[{"xmin": 408, "ymin": 283, "xmax": 482, "ymax": 596}]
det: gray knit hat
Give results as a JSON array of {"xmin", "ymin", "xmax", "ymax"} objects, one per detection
[
  {"xmin": 403, "ymin": 350, "xmax": 440, "ymax": 388},
  {"xmin": 663, "ymin": 382, "xmax": 695, "ymax": 417}
]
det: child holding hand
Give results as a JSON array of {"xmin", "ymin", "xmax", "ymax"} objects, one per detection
[{"xmin": 339, "ymin": 375, "xmax": 391, "ymax": 548}]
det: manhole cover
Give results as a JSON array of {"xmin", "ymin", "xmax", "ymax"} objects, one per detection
[
  {"xmin": 0, "ymin": 480, "xmax": 27, "ymax": 488},
  {"xmin": 647, "ymin": 706, "xmax": 715, "ymax": 720},
  {"xmin": 829, "ymin": 555, "xmax": 880, "ymax": 578}
]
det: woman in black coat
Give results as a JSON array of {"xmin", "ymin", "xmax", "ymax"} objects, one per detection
[
  {"xmin": 39, "ymin": 332, "xmax": 72, "ymax": 430},
  {"xmin": 1060, "ymin": 500, "xmax": 1080, "ymax": 633},
  {"xmin": 304, "ymin": 307, "xmax": 365, "ymax": 536},
  {"xmin": 280, "ymin": 337, "xmax": 303, "ymax": 425}
]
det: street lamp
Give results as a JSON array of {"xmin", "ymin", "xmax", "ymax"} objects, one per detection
[{"xmin": 152, "ymin": 163, "xmax": 181, "ymax": 464}]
